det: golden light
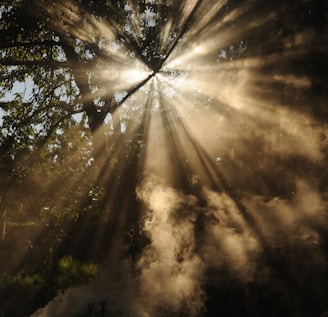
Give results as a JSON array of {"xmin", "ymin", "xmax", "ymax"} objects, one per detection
[
  {"xmin": 121, "ymin": 68, "xmax": 152, "ymax": 85},
  {"xmin": 4, "ymin": 1, "xmax": 327, "ymax": 316}
]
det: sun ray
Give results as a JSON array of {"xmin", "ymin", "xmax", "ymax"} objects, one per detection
[{"xmin": 2, "ymin": 0, "xmax": 328, "ymax": 316}]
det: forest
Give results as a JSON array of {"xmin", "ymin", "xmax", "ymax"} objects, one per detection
[{"xmin": 0, "ymin": 0, "xmax": 328, "ymax": 316}]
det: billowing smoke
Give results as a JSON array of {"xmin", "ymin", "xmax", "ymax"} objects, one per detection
[
  {"xmin": 31, "ymin": 176, "xmax": 206, "ymax": 317},
  {"xmin": 200, "ymin": 187, "xmax": 262, "ymax": 282},
  {"xmin": 30, "ymin": 175, "xmax": 328, "ymax": 317},
  {"xmin": 135, "ymin": 175, "xmax": 205, "ymax": 316}
]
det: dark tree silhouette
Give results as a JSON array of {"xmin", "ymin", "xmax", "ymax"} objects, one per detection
[{"xmin": 1, "ymin": 1, "xmax": 328, "ymax": 316}]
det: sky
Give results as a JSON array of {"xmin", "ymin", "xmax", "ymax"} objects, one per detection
[{"xmin": 0, "ymin": 78, "xmax": 34, "ymax": 123}]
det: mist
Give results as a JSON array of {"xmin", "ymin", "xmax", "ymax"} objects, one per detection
[
  {"xmin": 1, "ymin": 0, "xmax": 327, "ymax": 316},
  {"xmin": 31, "ymin": 171, "xmax": 328, "ymax": 316}
]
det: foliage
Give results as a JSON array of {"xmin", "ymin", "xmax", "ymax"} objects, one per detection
[
  {"xmin": 57, "ymin": 255, "xmax": 98, "ymax": 289},
  {"xmin": 0, "ymin": 0, "xmax": 327, "ymax": 316}
]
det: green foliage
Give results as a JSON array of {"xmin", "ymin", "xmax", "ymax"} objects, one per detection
[
  {"xmin": 57, "ymin": 255, "xmax": 98, "ymax": 289},
  {"xmin": 0, "ymin": 94, "xmax": 103, "ymax": 315},
  {"xmin": 1, "ymin": 1, "xmax": 326, "ymax": 316},
  {"xmin": 0, "ymin": 255, "xmax": 98, "ymax": 316},
  {"xmin": 0, "ymin": 270, "xmax": 47, "ymax": 317}
]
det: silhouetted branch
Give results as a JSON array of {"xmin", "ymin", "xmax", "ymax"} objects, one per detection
[
  {"xmin": 0, "ymin": 59, "xmax": 71, "ymax": 68},
  {"xmin": 0, "ymin": 40, "xmax": 57, "ymax": 50},
  {"xmin": 162, "ymin": 0, "xmax": 203, "ymax": 67}
]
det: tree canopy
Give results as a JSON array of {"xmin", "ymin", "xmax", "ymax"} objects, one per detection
[{"xmin": 1, "ymin": 1, "xmax": 328, "ymax": 316}]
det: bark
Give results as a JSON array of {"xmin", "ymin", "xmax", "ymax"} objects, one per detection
[{"xmin": 59, "ymin": 38, "xmax": 112, "ymax": 185}]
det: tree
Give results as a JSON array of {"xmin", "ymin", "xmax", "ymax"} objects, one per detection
[
  {"xmin": 1, "ymin": 1, "xmax": 328, "ymax": 316},
  {"xmin": 0, "ymin": 0, "xmax": 201, "ymax": 238},
  {"xmin": 0, "ymin": 2, "xmax": 201, "ymax": 313}
]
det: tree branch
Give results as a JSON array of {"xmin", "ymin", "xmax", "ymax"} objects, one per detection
[
  {"xmin": 107, "ymin": 72, "xmax": 155, "ymax": 113},
  {"xmin": 161, "ymin": 0, "xmax": 203, "ymax": 67},
  {"xmin": 35, "ymin": 113, "xmax": 71, "ymax": 149},
  {"xmin": 58, "ymin": 101, "xmax": 84, "ymax": 114},
  {"xmin": 0, "ymin": 101, "xmax": 83, "ymax": 115},
  {"xmin": 0, "ymin": 40, "xmax": 57, "ymax": 50},
  {"xmin": 0, "ymin": 59, "xmax": 71, "ymax": 68}
]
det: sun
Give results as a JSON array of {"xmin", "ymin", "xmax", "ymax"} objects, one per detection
[
  {"xmin": 127, "ymin": 69, "xmax": 152, "ymax": 82},
  {"xmin": 120, "ymin": 67, "xmax": 152, "ymax": 85}
]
